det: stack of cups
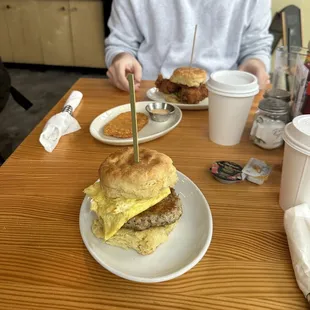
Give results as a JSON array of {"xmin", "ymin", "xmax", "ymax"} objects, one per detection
[
  {"xmin": 207, "ymin": 70, "xmax": 259, "ymax": 146},
  {"xmin": 279, "ymin": 115, "xmax": 310, "ymax": 211}
]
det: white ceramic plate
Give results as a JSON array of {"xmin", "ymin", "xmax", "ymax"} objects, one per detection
[
  {"xmin": 79, "ymin": 171, "xmax": 213, "ymax": 283},
  {"xmin": 146, "ymin": 87, "xmax": 209, "ymax": 110},
  {"xmin": 89, "ymin": 101, "xmax": 182, "ymax": 146}
]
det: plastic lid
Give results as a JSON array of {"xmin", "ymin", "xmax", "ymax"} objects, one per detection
[
  {"xmin": 206, "ymin": 70, "xmax": 259, "ymax": 98},
  {"xmin": 293, "ymin": 115, "xmax": 310, "ymax": 136},
  {"xmin": 258, "ymin": 97, "xmax": 290, "ymax": 114},
  {"xmin": 283, "ymin": 115, "xmax": 310, "ymax": 155},
  {"xmin": 264, "ymin": 89, "xmax": 291, "ymax": 102}
]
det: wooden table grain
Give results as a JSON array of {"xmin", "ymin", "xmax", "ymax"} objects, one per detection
[{"xmin": 0, "ymin": 79, "xmax": 308, "ymax": 310}]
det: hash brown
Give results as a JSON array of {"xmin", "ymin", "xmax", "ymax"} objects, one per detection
[{"xmin": 103, "ymin": 112, "xmax": 149, "ymax": 138}]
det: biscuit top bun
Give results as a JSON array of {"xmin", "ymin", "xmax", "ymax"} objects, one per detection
[
  {"xmin": 99, "ymin": 148, "xmax": 178, "ymax": 199},
  {"xmin": 170, "ymin": 67, "xmax": 207, "ymax": 87}
]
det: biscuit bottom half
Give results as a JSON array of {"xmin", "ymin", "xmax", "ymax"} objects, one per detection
[{"xmin": 92, "ymin": 219, "xmax": 177, "ymax": 255}]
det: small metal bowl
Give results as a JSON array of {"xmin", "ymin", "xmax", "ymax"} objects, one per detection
[{"xmin": 145, "ymin": 102, "xmax": 175, "ymax": 122}]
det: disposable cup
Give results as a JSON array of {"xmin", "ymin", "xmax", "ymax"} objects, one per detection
[
  {"xmin": 280, "ymin": 115, "xmax": 310, "ymax": 211},
  {"xmin": 207, "ymin": 70, "xmax": 259, "ymax": 146}
]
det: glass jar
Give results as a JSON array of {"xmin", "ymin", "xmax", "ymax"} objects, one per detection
[{"xmin": 250, "ymin": 98, "xmax": 290, "ymax": 150}]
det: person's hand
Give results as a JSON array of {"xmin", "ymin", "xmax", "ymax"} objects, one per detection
[
  {"xmin": 107, "ymin": 53, "xmax": 142, "ymax": 92},
  {"xmin": 239, "ymin": 58, "xmax": 270, "ymax": 90}
]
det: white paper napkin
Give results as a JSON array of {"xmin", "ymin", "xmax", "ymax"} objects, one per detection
[
  {"xmin": 284, "ymin": 203, "xmax": 310, "ymax": 303},
  {"xmin": 39, "ymin": 91, "xmax": 83, "ymax": 152}
]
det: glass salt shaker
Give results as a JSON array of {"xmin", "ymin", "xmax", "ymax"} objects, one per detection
[{"xmin": 250, "ymin": 98, "xmax": 290, "ymax": 150}]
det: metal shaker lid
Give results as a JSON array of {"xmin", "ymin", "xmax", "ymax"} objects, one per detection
[
  {"xmin": 258, "ymin": 97, "xmax": 290, "ymax": 114},
  {"xmin": 264, "ymin": 89, "xmax": 291, "ymax": 102}
]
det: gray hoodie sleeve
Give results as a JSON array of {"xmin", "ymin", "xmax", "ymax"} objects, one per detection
[
  {"xmin": 105, "ymin": 0, "xmax": 143, "ymax": 68},
  {"xmin": 237, "ymin": 0, "xmax": 273, "ymax": 72}
]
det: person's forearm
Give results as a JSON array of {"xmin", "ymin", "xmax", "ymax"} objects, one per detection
[
  {"xmin": 107, "ymin": 52, "xmax": 142, "ymax": 91},
  {"xmin": 105, "ymin": 49, "xmax": 137, "ymax": 69},
  {"xmin": 104, "ymin": 0, "xmax": 142, "ymax": 68},
  {"xmin": 239, "ymin": 55, "xmax": 270, "ymax": 73},
  {"xmin": 239, "ymin": 58, "xmax": 270, "ymax": 89},
  {"xmin": 238, "ymin": 0, "xmax": 272, "ymax": 72},
  {"xmin": 240, "ymin": 58, "xmax": 266, "ymax": 71}
]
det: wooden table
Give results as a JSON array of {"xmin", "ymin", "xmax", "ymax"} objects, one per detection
[{"xmin": 0, "ymin": 79, "xmax": 308, "ymax": 310}]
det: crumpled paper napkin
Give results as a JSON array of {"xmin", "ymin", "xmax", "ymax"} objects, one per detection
[{"xmin": 284, "ymin": 203, "xmax": 310, "ymax": 304}]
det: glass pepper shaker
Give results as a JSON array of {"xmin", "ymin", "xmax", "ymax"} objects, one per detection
[{"xmin": 250, "ymin": 98, "xmax": 290, "ymax": 150}]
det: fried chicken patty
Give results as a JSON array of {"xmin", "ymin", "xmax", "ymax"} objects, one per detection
[
  {"xmin": 155, "ymin": 74, "xmax": 179, "ymax": 94},
  {"xmin": 179, "ymin": 84, "xmax": 209, "ymax": 104},
  {"xmin": 123, "ymin": 188, "xmax": 182, "ymax": 231},
  {"xmin": 155, "ymin": 74, "xmax": 208, "ymax": 104}
]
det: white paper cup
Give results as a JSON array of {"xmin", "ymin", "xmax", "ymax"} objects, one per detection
[
  {"xmin": 207, "ymin": 70, "xmax": 259, "ymax": 146},
  {"xmin": 279, "ymin": 116, "xmax": 310, "ymax": 211}
]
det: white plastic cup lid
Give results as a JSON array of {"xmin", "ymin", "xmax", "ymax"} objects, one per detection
[
  {"xmin": 206, "ymin": 70, "xmax": 259, "ymax": 98},
  {"xmin": 293, "ymin": 115, "xmax": 310, "ymax": 136},
  {"xmin": 283, "ymin": 115, "xmax": 310, "ymax": 155}
]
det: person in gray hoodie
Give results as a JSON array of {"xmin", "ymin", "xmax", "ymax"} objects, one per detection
[{"xmin": 105, "ymin": 0, "xmax": 273, "ymax": 92}]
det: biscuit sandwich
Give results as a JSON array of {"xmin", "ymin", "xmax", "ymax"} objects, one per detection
[
  {"xmin": 155, "ymin": 67, "xmax": 208, "ymax": 104},
  {"xmin": 84, "ymin": 147, "xmax": 182, "ymax": 255}
]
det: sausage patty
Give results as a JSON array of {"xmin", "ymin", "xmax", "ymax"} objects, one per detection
[{"xmin": 123, "ymin": 188, "xmax": 182, "ymax": 231}]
